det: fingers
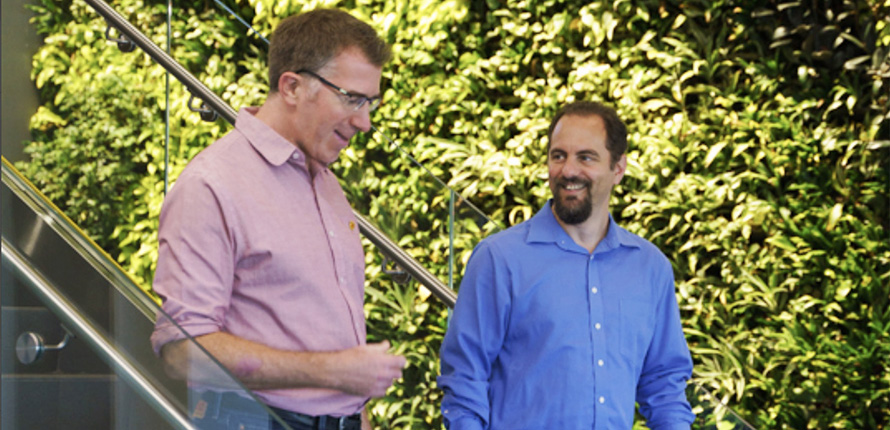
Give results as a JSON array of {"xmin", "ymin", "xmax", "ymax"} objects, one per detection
[
  {"xmin": 367, "ymin": 340, "xmax": 391, "ymax": 351},
  {"xmin": 392, "ymin": 352, "xmax": 407, "ymax": 369},
  {"xmin": 366, "ymin": 341, "xmax": 407, "ymax": 371},
  {"xmin": 350, "ymin": 341, "xmax": 406, "ymax": 398}
]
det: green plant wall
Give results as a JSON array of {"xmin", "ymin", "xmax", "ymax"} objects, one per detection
[{"xmin": 18, "ymin": 0, "xmax": 890, "ymax": 428}]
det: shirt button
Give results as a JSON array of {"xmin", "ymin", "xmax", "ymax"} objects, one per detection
[
  {"xmin": 595, "ymin": 323, "xmax": 601, "ymax": 330},
  {"xmin": 329, "ymin": 231, "xmax": 335, "ymax": 237},
  {"xmin": 291, "ymin": 153, "xmax": 300, "ymax": 159},
  {"xmin": 598, "ymin": 359, "xmax": 604, "ymax": 366},
  {"xmin": 591, "ymin": 287, "xmax": 598, "ymax": 294},
  {"xmin": 599, "ymin": 396, "xmax": 605, "ymax": 404}
]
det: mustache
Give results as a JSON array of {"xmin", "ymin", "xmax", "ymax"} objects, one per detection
[{"xmin": 556, "ymin": 176, "xmax": 591, "ymax": 188}]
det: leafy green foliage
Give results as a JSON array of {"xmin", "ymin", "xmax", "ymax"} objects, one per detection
[{"xmin": 19, "ymin": 0, "xmax": 890, "ymax": 428}]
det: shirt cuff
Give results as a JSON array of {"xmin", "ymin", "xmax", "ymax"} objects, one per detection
[
  {"xmin": 150, "ymin": 317, "xmax": 219, "ymax": 356},
  {"xmin": 649, "ymin": 423, "xmax": 692, "ymax": 430},
  {"xmin": 444, "ymin": 414, "xmax": 485, "ymax": 430}
]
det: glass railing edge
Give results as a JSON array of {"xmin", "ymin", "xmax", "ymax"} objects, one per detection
[
  {"xmin": 688, "ymin": 381, "xmax": 758, "ymax": 430},
  {"xmin": 2, "ymin": 156, "xmax": 158, "ymax": 321}
]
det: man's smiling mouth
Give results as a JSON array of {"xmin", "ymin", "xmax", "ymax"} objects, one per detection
[{"xmin": 335, "ymin": 131, "xmax": 350, "ymax": 142}]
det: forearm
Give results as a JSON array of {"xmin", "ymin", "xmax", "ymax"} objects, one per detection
[
  {"xmin": 161, "ymin": 332, "xmax": 334, "ymax": 390},
  {"xmin": 160, "ymin": 332, "xmax": 405, "ymax": 397}
]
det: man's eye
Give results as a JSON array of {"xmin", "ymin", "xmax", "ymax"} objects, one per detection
[{"xmin": 346, "ymin": 95, "xmax": 366, "ymax": 106}]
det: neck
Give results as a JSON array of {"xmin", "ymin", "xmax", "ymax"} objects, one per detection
[
  {"xmin": 553, "ymin": 204, "xmax": 610, "ymax": 253},
  {"xmin": 256, "ymin": 94, "xmax": 299, "ymax": 149},
  {"xmin": 256, "ymin": 94, "xmax": 322, "ymax": 176}
]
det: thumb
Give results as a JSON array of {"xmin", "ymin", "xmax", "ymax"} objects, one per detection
[{"xmin": 367, "ymin": 340, "xmax": 391, "ymax": 352}]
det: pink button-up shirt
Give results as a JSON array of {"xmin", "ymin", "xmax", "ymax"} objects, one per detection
[{"xmin": 150, "ymin": 108, "xmax": 367, "ymax": 416}]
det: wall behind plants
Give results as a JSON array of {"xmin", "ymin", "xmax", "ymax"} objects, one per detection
[{"xmin": 19, "ymin": 0, "xmax": 890, "ymax": 428}]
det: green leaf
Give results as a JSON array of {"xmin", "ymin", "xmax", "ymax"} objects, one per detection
[
  {"xmin": 826, "ymin": 203, "xmax": 843, "ymax": 232},
  {"xmin": 704, "ymin": 142, "xmax": 727, "ymax": 168}
]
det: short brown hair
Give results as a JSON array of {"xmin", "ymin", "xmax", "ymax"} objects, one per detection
[
  {"xmin": 547, "ymin": 101, "xmax": 627, "ymax": 168},
  {"xmin": 268, "ymin": 9, "xmax": 392, "ymax": 92}
]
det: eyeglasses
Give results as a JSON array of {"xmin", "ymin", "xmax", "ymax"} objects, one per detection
[{"xmin": 295, "ymin": 69, "xmax": 382, "ymax": 112}]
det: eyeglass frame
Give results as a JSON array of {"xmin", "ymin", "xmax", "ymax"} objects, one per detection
[{"xmin": 295, "ymin": 69, "xmax": 382, "ymax": 112}]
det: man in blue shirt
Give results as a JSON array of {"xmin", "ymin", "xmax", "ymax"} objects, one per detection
[{"xmin": 438, "ymin": 101, "xmax": 695, "ymax": 429}]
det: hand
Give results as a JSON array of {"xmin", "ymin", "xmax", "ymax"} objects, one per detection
[
  {"xmin": 330, "ymin": 341, "xmax": 406, "ymax": 398},
  {"xmin": 361, "ymin": 408, "xmax": 372, "ymax": 430}
]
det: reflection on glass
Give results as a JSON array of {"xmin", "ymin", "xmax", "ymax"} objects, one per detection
[
  {"xmin": 688, "ymin": 382, "xmax": 757, "ymax": 430},
  {"xmin": 2, "ymin": 159, "xmax": 292, "ymax": 429}
]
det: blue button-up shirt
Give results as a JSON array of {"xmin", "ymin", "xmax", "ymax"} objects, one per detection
[{"xmin": 439, "ymin": 201, "xmax": 694, "ymax": 430}]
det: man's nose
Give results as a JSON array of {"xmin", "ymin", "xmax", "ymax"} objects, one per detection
[
  {"xmin": 349, "ymin": 105, "xmax": 373, "ymax": 133},
  {"xmin": 560, "ymin": 157, "xmax": 582, "ymax": 177}
]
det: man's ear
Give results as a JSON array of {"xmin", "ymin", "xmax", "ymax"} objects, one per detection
[
  {"xmin": 612, "ymin": 154, "xmax": 627, "ymax": 185},
  {"xmin": 277, "ymin": 72, "xmax": 302, "ymax": 105}
]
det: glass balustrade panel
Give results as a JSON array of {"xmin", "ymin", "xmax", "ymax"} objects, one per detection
[{"xmin": 2, "ymin": 159, "xmax": 293, "ymax": 430}]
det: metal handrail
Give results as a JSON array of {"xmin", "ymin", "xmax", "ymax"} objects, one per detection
[
  {"xmin": 1, "ymin": 239, "xmax": 196, "ymax": 430},
  {"xmin": 81, "ymin": 0, "xmax": 456, "ymax": 308}
]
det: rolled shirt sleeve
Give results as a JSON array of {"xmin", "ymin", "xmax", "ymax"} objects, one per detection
[{"xmin": 150, "ymin": 169, "xmax": 235, "ymax": 355}]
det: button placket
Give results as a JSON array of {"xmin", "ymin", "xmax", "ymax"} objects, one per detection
[{"xmin": 588, "ymin": 252, "xmax": 608, "ymax": 418}]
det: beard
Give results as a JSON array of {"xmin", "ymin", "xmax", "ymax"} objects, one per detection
[{"xmin": 552, "ymin": 177, "xmax": 593, "ymax": 225}]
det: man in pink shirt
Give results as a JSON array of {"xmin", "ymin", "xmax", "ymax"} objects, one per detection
[{"xmin": 150, "ymin": 8, "xmax": 406, "ymax": 430}]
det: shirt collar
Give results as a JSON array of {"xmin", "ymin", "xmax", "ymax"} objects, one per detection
[
  {"xmin": 235, "ymin": 107, "xmax": 306, "ymax": 168},
  {"xmin": 527, "ymin": 199, "xmax": 640, "ymax": 253},
  {"xmin": 598, "ymin": 214, "xmax": 639, "ymax": 253},
  {"xmin": 526, "ymin": 200, "xmax": 566, "ymax": 245}
]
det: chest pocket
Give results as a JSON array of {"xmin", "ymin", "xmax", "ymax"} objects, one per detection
[{"xmin": 619, "ymin": 299, "xmax": 656, "ymax": 364}]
